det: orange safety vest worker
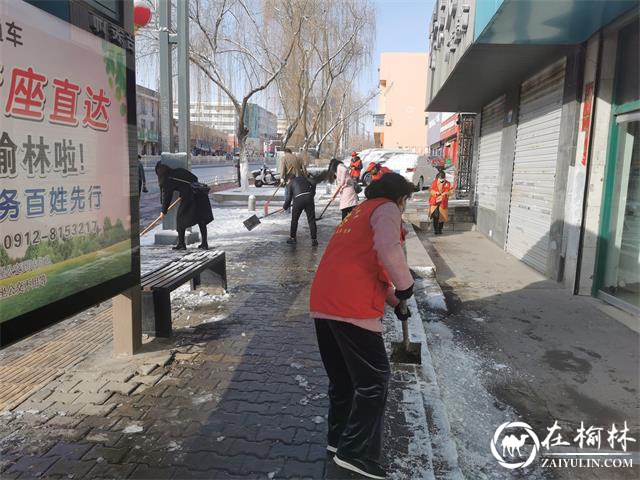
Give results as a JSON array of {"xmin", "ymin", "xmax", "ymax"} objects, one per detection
[
  {"xmin": 372, "ymin": 166, "xmax": 391, "ymax": 181},
  {"xmin": 310, "ymin": 197, "xmax": 393, "ymax": 320},
  {"xmin": 349, "ymin": 157, "xmax": 363, "ymax": 178}
]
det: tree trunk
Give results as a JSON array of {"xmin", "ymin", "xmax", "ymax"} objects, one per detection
[{"xmin": 238, "ymin": 134, "xmax": 249, "ymax": 192}]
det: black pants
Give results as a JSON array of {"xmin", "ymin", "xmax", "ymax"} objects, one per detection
[
  {"xmin": 177, "ymin": 222, "xmax": 208, "ymax": 246},
  {"xmin": 290, "ymin": 194, "xmax": 317, "ymax": 240},
  {"xmin": 432, "ymin": 217, "xmax": 444, "ymax": 234},
  {"xmin": 341, "ymin": 206, "xmax": 354, "ymax": 220},
  {"xmin": 314, "ymin": 318, "xmax": 390, "ymax": 463}
]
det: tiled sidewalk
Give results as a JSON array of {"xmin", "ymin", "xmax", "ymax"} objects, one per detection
[{"xmin": 0, "ymin": 209, "xmax": 435, "ymax": 479}]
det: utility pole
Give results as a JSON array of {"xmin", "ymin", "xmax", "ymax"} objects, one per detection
[
  {"xmin": 177, "ymin": 0, "xmax": 190, "ymax": 169},
  {"xmin": 158, "ymin": 0, "xmax": 173, "ymax": 153}
]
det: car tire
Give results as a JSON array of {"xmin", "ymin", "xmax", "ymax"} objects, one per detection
[
  {"xmin": 363, "ymin": 172, "xmax": 373, "ymax": 186},
  {"xmin": 255, "ymin": 179, "xmax": 263, "ymax": 187}
]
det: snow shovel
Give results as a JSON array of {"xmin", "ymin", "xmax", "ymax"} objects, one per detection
[
  {"xmin": 390, "ymin": 300, "xmax": 422, "ymax": 364},
  {"xmin": 263, "ymin": 184, "xmax": 282, "ymax": 216},
  {"xmin": 316, "ymin": 186, "xmax": 343, "ymax": 221},
  {"xmin": 140, "ymin": 198, "xmax": 181, "ymax": 236},
  {"xmin": 243, "ymin": 208, "xmax": 284, "ymax": 231}
]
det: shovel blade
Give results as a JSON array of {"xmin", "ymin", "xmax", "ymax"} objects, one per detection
[
  {"xmin": 243, "ymin": 215, "xmax": 261, "ymax": 231},
  {"xmin": 390, "ymin": 341, "xmax": 422, "ymax": 364}
]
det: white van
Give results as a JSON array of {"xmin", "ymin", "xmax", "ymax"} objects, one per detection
[{"xmin": 382, "ymin": 153, "xmax": 438, "ymax": 191}]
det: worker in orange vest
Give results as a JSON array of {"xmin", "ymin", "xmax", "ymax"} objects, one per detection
[
  {"xmin": 349, "ymin": 154, "xmax": 363, "ymax": 181},
  {"xmin": 429, "ymin": 169, "xmax": 453, "ymax": 234},
  {"xmin": 310, "ymin": 173, "xmax": 414, "ymax": 479}
]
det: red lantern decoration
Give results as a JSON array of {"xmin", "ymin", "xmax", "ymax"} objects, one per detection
[{"xmin": 133, "ymin": 1, "xmax": 152, "ymax": 30}]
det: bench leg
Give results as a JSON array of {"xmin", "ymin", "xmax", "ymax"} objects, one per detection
[
  {"xmin": 191, "ymin": 274, "xmax": 201, "ymax": 291},
  {"xmin": 113, "ymin": 287, "xmax": 142, "ymax": 355},
  {"xmin": 152, "ymin": 290, "xmax": 172, "ymax": 337}
]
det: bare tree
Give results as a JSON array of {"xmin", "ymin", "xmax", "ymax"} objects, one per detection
[
  {"xmin": 273, "ymin": 0, "xmax": 375, "ymax": 156},
  {"xmin": 189, "ymin": 0, "xmax": 304, "ymax": 190}
]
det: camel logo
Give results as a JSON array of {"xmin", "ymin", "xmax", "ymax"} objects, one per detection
[{"xmin": 491, "ymin": 422, "xmax": 540, "ymax": 469}]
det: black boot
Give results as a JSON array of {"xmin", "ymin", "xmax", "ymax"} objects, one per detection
[
  {"xmin": 198, "ymin": 223, "xmax": 208, "ymax": 249},
  {"xmin": 173, "ymin": 229, "xmax": 187, "ymax": 250},
  {"xmin": 287, "ymin": 237, "xmax": 297, "ymax": 245},
  {"xmin": 438, "ymin": 222, "xmax": 444, "ymax": 234}
]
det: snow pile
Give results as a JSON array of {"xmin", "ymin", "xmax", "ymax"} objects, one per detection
[{"xmin": 426, "ymin": 321, "xmax": 546, "ymax": 479}]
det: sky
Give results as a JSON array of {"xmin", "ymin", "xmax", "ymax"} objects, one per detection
[
  {"xmin": 355, "ymin": 0, "xmax": 434, "ymax": 133},
  {"xmin": 367, "ymin": 0, "xmax": 434, "ymax": 86}
]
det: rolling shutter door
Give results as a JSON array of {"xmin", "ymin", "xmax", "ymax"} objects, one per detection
[
  {"xmin": 475, "ymin": 95, "xmax": 505, "ymax": 211},
  {"xmin": 506, "ymin": 59, "xmax": 566, "ymax": 273}
]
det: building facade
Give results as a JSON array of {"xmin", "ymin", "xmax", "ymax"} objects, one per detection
[
  {"xmin": 136, "ymin": 84, "xmax": 160, "ymax": 155},
  {"xmin": 427, "ymin": 0, "xmax": 639, "ymax": 316},
  {"xmin": 174, "ymin": 102, "xmax": 277, "ymax": 146},
  {"xmin": 374, "ymin": 52, "xmax": 429, "ymax": 153}
]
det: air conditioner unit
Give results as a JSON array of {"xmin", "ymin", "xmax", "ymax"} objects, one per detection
[{"xmin": 385, "ymin": 119, "xmax": 392, "ymax": 126}]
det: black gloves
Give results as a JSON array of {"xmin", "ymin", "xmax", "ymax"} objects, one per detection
[
  {"xmin": 395, "ymin": 283, "xmax": 414, "ymax": 300},
  {"xmin": 395, "ymin": 303, "xmax": 411, "ymax": 322}
]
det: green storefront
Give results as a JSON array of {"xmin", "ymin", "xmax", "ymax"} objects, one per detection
[{"xmin": 595, "ymin": 22, "xmax": 640, "ymax": 314}]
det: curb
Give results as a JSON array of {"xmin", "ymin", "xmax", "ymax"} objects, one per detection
[{"xmin": 398, "ymin": 225, "xmax": 464, "ymax": 480}]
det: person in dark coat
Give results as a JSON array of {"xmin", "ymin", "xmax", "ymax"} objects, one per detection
[
  {"xmin": 155, "ymin": 162, "xmax": 213, "ymax": 250},
  {"xmin": 138, "ymin": 155, "xmax": 148, "ymax": 195},
  {"xmin": 283, "ymin": 175, "xmax": 318, "ymax": 246}
]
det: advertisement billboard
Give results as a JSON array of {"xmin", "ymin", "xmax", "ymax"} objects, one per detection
[{"xmin": 0, "ymin": 0, "xmax": 138, "ymax": 345}]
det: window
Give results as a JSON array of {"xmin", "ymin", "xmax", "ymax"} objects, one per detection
[
  {"xmin": 373, "ymin": 114, "xmax": 385, "ymax": 127},
  {"xmin": 150, "ymin": 121, "xmax": 155, "ymax": 131},
  {"xmin": 141, "ymin": 119, "xmax": 146, "ymax": 129}
]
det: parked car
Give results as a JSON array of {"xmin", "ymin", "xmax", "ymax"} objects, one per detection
[
  {"xmin": 381, "ymin": 153, "xmax": 437, "ymax": 191},
  {"xmin": 359, "ymin": 150, "xmax": 404, "ymax": 185}
]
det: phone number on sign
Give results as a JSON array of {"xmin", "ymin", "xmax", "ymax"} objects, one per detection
[{"xmin": 3, "ymin": 221, "xmax": 102, "ymax": 250}]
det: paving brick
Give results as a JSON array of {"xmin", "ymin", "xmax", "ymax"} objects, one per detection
[
  {"xmin": 87, "ymin": 462, "xmax": 136, "ymax": 479},
  {"xmin": 102, "ymin": 381, "xmax": 139, "ymax": 395},
  {"xmin": 255, "ymin": 427, "xmax": 297, "ymax": 444},
  {"xmin": 45, "ymin": 391, "xmax": 81, "ymax": 405},
  {"xmin": 280, "ymin": 459, "xmax": 325, "ymax": 479},
  {"xmin": 82, "ymin": 444, "xmax": 129, "ymax": 464},
  {"xmin": 75, "ymin": 391, "xmax": 112, "ymax": 405},
  {"xmin": 101, "ymin": 371, "xmax": 135, "ymax": 383},
  {"xmin": 43, "ymin": 458, "xmax": 94, "ymax": 478},
  {"xmin": 269, "ymin": 441, "xmax": 309, "ymax": 461},
  {"xmin": 78, "ymin": 403, "xmax": 117, "ymax": 417},
  {"xmin": 130, "ymin": 373, "xmax": 166, "ymax": 386},
  {"xmin": 7, "ymin": 455, "xmax": 58, "ymax": 477},
  {"xmin": 45, "ymin": 442, "xmax": 92, "ymax": 460},
  {"xmin": 47, "ymin": 415, "xmax": 83, "ymax": 428},
  {"xmin": 85, "ymin": 430, "xmax": 123, "ymax": 447}
]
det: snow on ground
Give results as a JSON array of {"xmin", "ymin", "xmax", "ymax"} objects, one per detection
[{"xmin": 425, "ymin": 320, "xmax": 548, "ymax": 480}]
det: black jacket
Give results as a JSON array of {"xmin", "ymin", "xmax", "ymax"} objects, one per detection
[
  {"xmin": 160, "ymin": 167, "xmax": 213, "ymax": 230},
  {"xmin": 283, "ymin": 175, "xmax": 316, "ymax": 210}
]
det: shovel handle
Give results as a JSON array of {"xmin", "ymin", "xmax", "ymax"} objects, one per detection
[
  {"xmin": 140, "ymin": 197, "xmax": 181, "ymax": 236},
  {"xmin": 398, "ymin": 300, "xmax": 411, "ymax": 350},
  {"xmin": 264, "ymin": 185, "xmax": 282, "ymax": 215},
  {"xmin": 317, "ymin": 185, "xmax": 343, "ymax": 220}
]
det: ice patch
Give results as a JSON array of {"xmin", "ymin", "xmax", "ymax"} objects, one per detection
[
  {"xmin": 290, "ymin": 362, "xmax": 303, "ymax": 369},
  {"xmin": 201, "ymin": 314, "xmax": 227, "ymax": 324},
  {"xmin": 123, "ymin": 424, "xmax": 143, "ymax": 434},
  {"xmin": 167, "ymin": 441, "xmax": 182, "ymax": 452},
  {"xmin": 294, "ymin": 375, "xmax": 308, "ymax": 389},
  {"xmin": 192, "ymin": 393, "xmax": 214, "ymax": 405},
  {"xmin": 312, "ymin": 416, "xmax": 324, "ymax": 424},
  {"xmin": 216, "ymin": 436, "xmax": 225, "ymax": 442}
]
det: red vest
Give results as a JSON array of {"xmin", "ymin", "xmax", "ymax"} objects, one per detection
[
  {"xmin": 350, "ymin": 159, "xmax": 362, "ymax": 177},
  {"xmin": 310, "ymin": 198, "xmax": 392, "ymax": 319}
]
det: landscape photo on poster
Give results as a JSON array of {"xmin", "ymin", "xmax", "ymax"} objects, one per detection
[{"xmin": 0, "ymin": 1, "xmax": 132, "ymax": 323}]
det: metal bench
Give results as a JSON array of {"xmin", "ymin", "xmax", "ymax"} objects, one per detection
[{"xmin": 141, "ymin": 250, "xmax": 227, "ymax": 337}]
